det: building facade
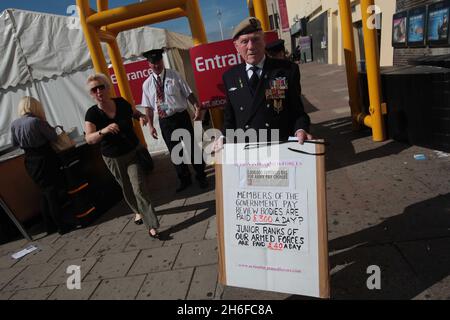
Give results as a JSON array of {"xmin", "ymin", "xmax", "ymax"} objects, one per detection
[
  {"xmin": 281, "ymin": 0, "xmax": 396, "ymax": 66},
  {"xmin": 394, "ymin": 0, "xmax": 450, "ymax": 65},
  {"xmin": 266, "ymin": 0, "xmax": 294, "ymax": 54}
]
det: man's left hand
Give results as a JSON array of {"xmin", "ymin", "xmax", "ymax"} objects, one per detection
[{"xmin": 296, "ymin": 129, "xmax": 313, "ymax": 144}]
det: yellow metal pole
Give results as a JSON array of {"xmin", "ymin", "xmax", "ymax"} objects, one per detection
[
  {"xmin": 107, "ymin": 7, "xmax": 186, "ymax": 34},
  {"xmin": 252, "ymin": 0, "xmax": 270, "ymax": 31},
  {"xmin": 97, "ymin": 0, "xmax": 108, "ymax": 12},
  {"xmin": 98, "ymin": 29, "xmax": 116, "ymax": 43},
  {"xmin": 338, "ymin": 0, "xmax": 362, "ymax": 130},
  {"xmin": 185, "ymin": 0, "xmax": 224, "ymax": 131},
  {"xmin": 77, "ymin": 0, "xmax": 111, "ymax": 82},
  {"xmin": 247, "ymin": 0, "xmax": 255, "ymax": 17},
  {"xmin": 360, "ymin": 0, "xmax": 386, "ymax": 141},
  {"xmin": 185, "ymin": 0, "xmax": 208, "ymax": 45},
  {"xmin": 87, "ymin": 0, "xmax": 185, "ymax": 27},
  {"xmin": 107, "ymin": 40, "xmax": 147, "ymax": 147}
]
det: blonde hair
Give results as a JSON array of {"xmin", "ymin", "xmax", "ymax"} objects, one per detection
[
  {"xmin": 86, "ymin": 73, "xmax": 112, "ymax": 91},
  {"xmin": 17, "ymin": 96, "xmax": 47, "ymax": 121}
]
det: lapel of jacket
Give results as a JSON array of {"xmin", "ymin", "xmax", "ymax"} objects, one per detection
[
  {"xmin": 236, "ymin": 63, "xmax": 254, "ymax": 116},
  {"xmin": 243, "ymin": 57, "xmax": 273, "ymax": 125}
]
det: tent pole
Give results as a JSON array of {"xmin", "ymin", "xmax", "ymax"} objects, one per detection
[{"xmin": 107, "ymin": 40, "xmax": 147, "ymax": 147}]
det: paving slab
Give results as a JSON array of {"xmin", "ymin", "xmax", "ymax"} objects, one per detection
[
  {"xmin": 155, "ymin": 198, "xmax": 186, "ymax": 212},
  {"xmin": 0, "ymin": 239, "xmax": 28, "ymax": 257},
  {"xmin": 14, "ymin": 241, "xmax": 66, "ymax": 268},
  {"xmin": 121, "ymin": 215, "xmax": 150, "ymax": 234},
  {"xmin": 329, "ymin": 243, "xmax": 421, "ymax": 299},
  {"xmin": 163, "ymin": 219, "xmax": 209, "ymax": 246},
  {"xmin": 158, "ymin": 211, "xmax": 196, "ymax": 228},
  {"xmin": 220, "ymin": 285, "xmax": 290, "ymax": 300},
  {"xmin": 89, "ymin": 215, "xmax": 131, "ymax": 238},
  {"xmin": 173, "ymin": 240, "xmax": 218, "ymax": 269},
  {"xmin": 136, "ymin": 268, "xmax": 194, "ymax": 300},
  {"xmin": 0, "ymin": 290, "xmax": 14, "ymax": 300},
  {"xmin": 128, "ymin": 245, "xmax": 180, "ymax": 275},
  {"xmin": 43, "ymin": 256, "xmax": 98, "ymax": 287},
  {"xmin": 49, "ymin": 234, "xmax": 100, "ymax": 263},
  {"xmin": 124, "ymin": 230, "xmax": 164, "ymax": 251},
  {"xmin": 2, "ymin": 260, "xmax": 61, "ymax": 292},
  {"xmin": 184, "ymin": 191, "xmax": 215, "ymax": 207},
  {"xmin": 204, "ymin": 215, "xmax": 217, "ymax": 240},
  {"xmin": 0, "ymin": 252, "xmax": 19, "ymax": 270},
  {"xmin": 0, "ymin": 265, "xmax": 27, "ymax": 291},
  {"xmin": 85, "ymin": 232, "xmax": 134, "ymax": 257},
  {"xmin": 9, "ymin": 286, "xmax": 57, "ymax": 300},
  {"xmin": 84, "ymin": 250, "xmax": 139, "ymax": 281},
  {"xmin": 48, "ymin": 280, "xmax": 101, "ymax": 300},
  {"xmin": 413, "ymin": 275, "xmax": 450, "ymax": 300},
  {"xmin": 90, "ymin": 275, "xmax": 146, "ymax": 300},
  {"xmin": 349, "ymin": 171, "xmax": 437, "ymax": 213},
  {"xmin": 396, "ymin": 238, "xmax": 450, "ymax": 285},
  {"xmin": 52, "ymin": 226, "xmax": 96, "ymax": 245},
  {"xmin": 187, "ymin": 264, "xmax": 218, "ymax": 300}
]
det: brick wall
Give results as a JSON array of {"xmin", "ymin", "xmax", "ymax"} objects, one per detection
[{"xmin": 394, "ymin": 0, "xmax": 450, "ymax": 65}]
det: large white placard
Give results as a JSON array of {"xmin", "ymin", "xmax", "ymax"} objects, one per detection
[{"xmin": 218, "ymin": 141, "xmax": 329, "ymax": 298}]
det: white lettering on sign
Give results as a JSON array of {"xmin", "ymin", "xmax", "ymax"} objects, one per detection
[
  {"xmin": 195, "ymin": 53, "xmax": 243, "ymax": 72},
  {"xmin": 110, "ymin": 68, "xmax": 152, "ymax": 84}
]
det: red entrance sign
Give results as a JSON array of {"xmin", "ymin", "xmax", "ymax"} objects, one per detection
[
  {"xmin": 190, "ymin": 32, "xmax": 278, "ymax": 110},
  {"xmin": 108, "ymin": 59, "xmax": 151, "ymax": 105}
]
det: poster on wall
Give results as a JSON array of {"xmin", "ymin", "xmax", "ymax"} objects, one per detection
[
  {"xmin": 215, "ymin": 142, "xmax": 329, "ymax": 298},
  {"xmin": 407, "ymin": 6, "xmax": 427, "ymax": 46},
  {"xmin": 426, "ymin": 0, "xmax": 450, "ymax": 46},
  {"xmin": 392, "ymin": 11, "xmax": 408, "ymax": 47}
]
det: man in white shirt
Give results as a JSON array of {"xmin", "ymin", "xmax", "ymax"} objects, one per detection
[{"xmin": 141, "ymin": 49, "xmax": 208, "ymax": 192}]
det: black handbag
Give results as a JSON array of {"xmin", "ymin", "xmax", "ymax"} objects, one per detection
[{"xmin": 136, "ymin": 146, "xmax": 154, "ymax": 173}]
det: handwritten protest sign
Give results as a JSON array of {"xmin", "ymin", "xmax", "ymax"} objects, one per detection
[{"xmin": 216, "ymin": 142, "xmax": 329, "ymax": 298}]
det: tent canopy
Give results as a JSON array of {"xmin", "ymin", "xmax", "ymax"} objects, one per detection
[
  {"xmin": 0, "ymin": 8, "xmax": 193, "ymax": 90},
  {"xmin": 0, "ymin": 9, "xmax": 194, "ymax": 149}
]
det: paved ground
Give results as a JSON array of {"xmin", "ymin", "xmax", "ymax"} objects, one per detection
[{"xmin": 0, "ymin": 63, "xmax": 449, "ymax": 300}]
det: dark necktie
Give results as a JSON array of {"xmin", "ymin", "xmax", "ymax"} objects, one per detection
[
  {"xmin": 156, "ymin": 75, "xmax": 164, "ymax": 103},
  {"xmin": 249, "ymin": 66, "xmax": 260, "ymax": 93},
  {"xmin": 155, "ymin": 75, "xmax": 166, "ymax": 118}
]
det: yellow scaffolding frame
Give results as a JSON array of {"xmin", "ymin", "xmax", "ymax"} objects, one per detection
[
  {"xmin": 77, "ymin": 0, "xmax": 269, "ymax": 138},
  {"xmin": 339, "ymin": 0, "xmax": 386, "ymax": 141}
]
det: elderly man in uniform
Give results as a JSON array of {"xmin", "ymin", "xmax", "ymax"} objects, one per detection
[
  {"xmin": 221, "ymin": 17, "xmax": 312, "ymax": 144},
  {"xmin": 141, "ymin": 49, "xmax": 208, "ymax": 192}
]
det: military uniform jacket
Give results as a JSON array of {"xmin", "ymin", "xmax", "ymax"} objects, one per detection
[{"xmin": 222, "ymin": 57, "xmax": 310, "ymax": 141}]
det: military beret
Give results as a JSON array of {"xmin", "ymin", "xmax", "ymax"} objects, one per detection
[
  {"xmin": 266, "ymin": 39, "xmax": 285, "ymax": 52},
  {"xmin": 232, "ymin": 17, "xmax": 262, "ymax": 40},
  {"xmin": 142, "ymin": 49, "xmax": 164, "ymax": 63}
]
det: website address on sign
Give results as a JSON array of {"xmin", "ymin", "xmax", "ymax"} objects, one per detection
[{"xmin": 238, "ymin": 264, "xmax": 302, "ymax": 273}]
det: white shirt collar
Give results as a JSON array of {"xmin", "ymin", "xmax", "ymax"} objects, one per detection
[{"xmin": 245, "ymin": 55, "xmax": 266, "ymax": 72}]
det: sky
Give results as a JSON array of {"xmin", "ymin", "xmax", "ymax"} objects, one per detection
[{"xmin": 0, "ymin": 0, "xmax": 250, "ymax": 42}]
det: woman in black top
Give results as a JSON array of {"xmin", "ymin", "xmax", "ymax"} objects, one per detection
[
  {"xmin": 11, "ymin": 96, "xmax": 71, "ymax": 235},
  {"xmin": 84, "ymin": 73, "xmax": 160, "ymax": 239}
]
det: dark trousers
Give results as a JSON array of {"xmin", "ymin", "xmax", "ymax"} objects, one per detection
[
  {"xmin": 24, "ymin": 145, "xmax": 65, "ymax": 232},
  {"xmin": 159, "ymin": 110, "xmax": 206, "ymax": 182}
]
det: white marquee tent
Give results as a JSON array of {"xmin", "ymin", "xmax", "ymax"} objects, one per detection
[{"xmin": 0, "ymin": 9, "xmax": 196, "ymax": 152}]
